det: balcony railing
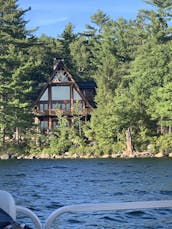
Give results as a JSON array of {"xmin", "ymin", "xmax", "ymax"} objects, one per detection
[{"xmin": 35, "ymin": 108, "xmax": 92, "ymax": 116}]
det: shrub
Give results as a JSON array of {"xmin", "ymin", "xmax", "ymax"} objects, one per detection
[{"xmin": 155, "ymin": 133, "xmax": 172, "ymax": 155}]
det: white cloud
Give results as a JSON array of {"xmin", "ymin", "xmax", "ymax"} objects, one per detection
[{"xmin": 36, "ymin": 17, "xmax": 68, "ymax": 26}]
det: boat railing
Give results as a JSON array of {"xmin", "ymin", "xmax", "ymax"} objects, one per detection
[
  {"xmin": 44, "ymin": 200, "xmax": 172, "ymax": 229},
  {"xmin": 1, "ymin": 189, "xmax": 172, "ymax": 229},
  {"xmin": 16, "ymin": 206, "xmax": 42, "ymax": 229}
]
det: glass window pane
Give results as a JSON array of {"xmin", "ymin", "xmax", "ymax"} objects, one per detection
[
  {"xmin": 52, "ymin": 86, "xmax": 70, "ymax": 100},
  {"xmin": 40, "ymin": 121, "xmax": 48, "ymax": 129},
  {"xmin": 52, "ymin": 102, "xmax": 70, "ymax": 110},
  {"xmin": 52, "ymin": 103, "xmax": 59, "ymax": 109},
  {"xmin": 40, "ymin": 103, "xmax": 48, "ymax": 111},
  {"xmin": 44, "ymin": 104, "xmax": 48, "ymax": 110},
  {"xmin": 66, "ymin": 103, "xmax": 70, "ymax": 110},
  {"xmin": 52, "ymin": 121, "xmax": 57, "ymax": 129},
  {"xmin": 74, "ymin": 89, "xmax": 82, "ymax": 100},
  {"xmin": 40, "ymin": 104, "xmax": 43, "ymax": 111},
  {"xmin": 61, "ymin": 104, "xmax": 65, "ymax": 110},
  {"xmin": 40, "ymin": 89, "xmax": 48, "ymax": 101}
]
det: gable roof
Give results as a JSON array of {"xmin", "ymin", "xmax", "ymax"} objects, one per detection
[
  {"xmin": 50, "ymin": 60, "xmax": 75, "ymax": 83},
  {"xmin": 34, "ymin": 60, "xmax": 95, "ymax": 109}
]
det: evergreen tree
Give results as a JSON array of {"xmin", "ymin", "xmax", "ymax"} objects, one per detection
[
  {"xmin": 69, "ymin": 37, "xmax": 92, "ymax": 79},
  {"xmin": 143, "ymin": 0, "xmax": 172, "ymax": 9},
  {"xmin": 27, "ymin": 34, "xmax": 64, "ymax": 101},
  {"xmin": 90, "ymin": 9, "xmax": 110, "ymax": 34},
  {"xmin": 87, "ymin": 13, "xmax": 149, "ymax": 154},
  {"xmin": 141, "ymin": 0, "xmax": 172, "ymax": 42},
  {"xmin": 59, "ymin": 23, "xmax": 76, "ymax": 70},
  {"xmin": 0, "ymin": 0, "xmax": 38, "ymax": 144}
]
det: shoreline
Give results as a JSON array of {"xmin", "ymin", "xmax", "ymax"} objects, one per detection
[{"xmin": 0, "ymin": 151, "xmax": 171, "ymax": 160}]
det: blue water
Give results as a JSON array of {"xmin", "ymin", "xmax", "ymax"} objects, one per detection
[{"xmin": 0, "ymin": 158, "xmax": 172, "ymax": 228}]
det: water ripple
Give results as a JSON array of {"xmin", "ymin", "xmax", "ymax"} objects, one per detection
[{"xmin": 0, "ymin": 158, "xmax": 172, "ymax": 228}]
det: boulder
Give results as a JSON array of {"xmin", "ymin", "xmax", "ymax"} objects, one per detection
[
  {"xmin": 154, "ymin": 152, "xmax": 164, "ymax": 158},
  {"xmin": 0, "ymin": 154, "xmax": 10, "ymax": 160}
]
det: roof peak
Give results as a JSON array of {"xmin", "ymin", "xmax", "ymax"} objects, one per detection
[{"xmin": 53, "ymin": 58, "xmax": 64, "ymax": 70}]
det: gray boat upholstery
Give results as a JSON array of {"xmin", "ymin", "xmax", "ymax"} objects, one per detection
[{"xmin": 0, "ymin": 190, "xmax": 16, "ymax": 220}]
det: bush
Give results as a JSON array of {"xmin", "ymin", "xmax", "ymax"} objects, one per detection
[{"xmin": 155, "ymin": 133, "xmax": 172, "ymax": 155}]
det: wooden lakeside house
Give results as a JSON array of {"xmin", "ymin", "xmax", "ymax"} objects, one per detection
[{"xmin": 33, "ymin": 60, "xmax": 96, "ymax": 133}]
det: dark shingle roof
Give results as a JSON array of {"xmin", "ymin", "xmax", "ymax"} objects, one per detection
[{"xmin": 77, "ymin": 81, "xmax": 97, "ymax": 89}]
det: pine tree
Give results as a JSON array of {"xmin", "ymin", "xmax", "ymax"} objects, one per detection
[
  {"xmin": 141, "ymin": 0, "xmax": 172, "ymax": 42},
  {"xmin": 143, "ymin": 0, "xmax": 172, "ymax": 9},
  {"xmin": 69, "ymin": 37, "xmax": 92, "ymax": 79},
  {"xmin": 0, "ymin": 0, "xmax": 38, "ymax": 144},
  {"xmin": 59, "ymin": 23, "xmax": 76, "ymax": 70},
  {"xmin": 87, "ymin": 13, "xmax": 148, "ymax": 154}
]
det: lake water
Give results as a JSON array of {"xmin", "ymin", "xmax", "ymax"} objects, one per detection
[{"xmin": 1, "ymin": 158, "xmax": 172, "ymax": 228}]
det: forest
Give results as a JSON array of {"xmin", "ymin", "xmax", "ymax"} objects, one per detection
[{"xmin": 0, "ymin": 0, "xmax": 172, "ymax": 158}]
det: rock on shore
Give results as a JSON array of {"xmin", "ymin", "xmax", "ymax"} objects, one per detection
[{"xmin": 0, "ymin": 150, "xmax": 171, "ymax": 160}]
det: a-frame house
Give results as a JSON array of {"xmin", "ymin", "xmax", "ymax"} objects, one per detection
[{"xmin": 33, "ymin": 60, "xmax": 96, "ymax": 133}]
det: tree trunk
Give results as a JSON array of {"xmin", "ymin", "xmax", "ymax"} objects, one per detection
[
  {"xmin": 15, "ymin": 127, "xmax": 19, "ymax": 144},
  {"xmin": 126, "ymin": 128, "xmax": 133, "ymax": 156}
]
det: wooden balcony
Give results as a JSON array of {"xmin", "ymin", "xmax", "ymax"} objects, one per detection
[{"xmin": 34, "ymin": 108, "xmax": 92, "ymax": 117}]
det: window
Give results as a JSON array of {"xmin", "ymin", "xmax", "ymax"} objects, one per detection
[
  {"xmin": 40, "ymin": 121, "xmax": 48, "ymax": 130},
  {"xmin": 52, "ymin": 121, "xmax": 57, "ymax": 129},
  {"xmin": 40, "ymin": 103, "xmax": 48, "ymax": 111},
  {"xmin": 52, "ymin": 102, "xmax": 70, "ymax": 111},
  {"xmin": 52, "ymin": 103, "xmax": 58, "ymax": 109},
  {"xmin": 52, "ymin": 86, "xmax": 70, "ymax": 100},
  {"xmin": 66, "ymin": 103, "xmax": 70, "ymax": 110},
  {"xmin": 40, "ymin": 89, "xmax": 48, "ymax": 101},
  {"xmin": 74, "ymin": 89, "xmax": 82, "ymax": 100}
]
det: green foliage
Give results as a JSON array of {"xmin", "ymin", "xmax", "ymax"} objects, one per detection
[
  {"xmin": 143, "ymin": 0, "xmax": 172, "ymax": 9},
  {"xmin": 59, "ymin": 23, "xmax": 77, "ymax": 70},
  {"xmin": 1, "ymin": 1, "xmax": 172, "ymax": 157},
  {"xmin": 148, "ymin": 82, "xmax": 172, "ymax": 131},
  {"xmin": 69, "ymin": 37, "xmax": 92, "ymax": 79},
  {"xmin": 155, "ymin": 133, "xmax": 172, "ymax": 154},
  {"xmin": 41, "ymin": 110, "xmax": 86, "ymax": 156},
  {"xmin": 0, "ymin": 141, "xmax": 29, "ymax": 156},
  {"xmin": 0, "ymin": 0, "xmax": 40, "ymax": 145},
  {"xmin": 90, "ymin": 9, "xmax": 111, "ymax": 33}
]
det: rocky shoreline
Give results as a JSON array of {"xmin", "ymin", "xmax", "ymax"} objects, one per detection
[{"xmin": 0, "ymin": 150, "xmax": 172, "ymax": 160}]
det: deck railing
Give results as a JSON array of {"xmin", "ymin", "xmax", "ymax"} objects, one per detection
[
  {"xmin": 35, "ymin": 108, "xmax": 92, "ymax": 116},
  {"xmin": 44, "ymin": 200, "xmax": 172, "ymax": 229}
]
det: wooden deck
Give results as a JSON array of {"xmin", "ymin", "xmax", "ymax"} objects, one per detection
[{"xmin": 34, "ymin": 108, "xmax": 92, "ymax": 117}]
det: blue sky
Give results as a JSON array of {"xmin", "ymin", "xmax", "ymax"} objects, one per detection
[{"xmin": 18, "ymin": 0, "xmax": 153, "ymax": 37}]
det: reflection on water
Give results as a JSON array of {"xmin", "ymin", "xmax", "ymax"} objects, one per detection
[{"xmin": 0, "ymin": 158, "xmax": 172, "ymax": 228}]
